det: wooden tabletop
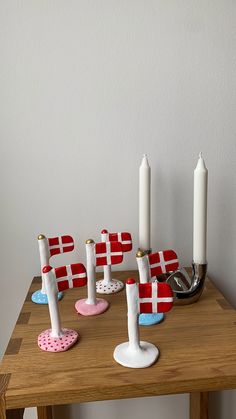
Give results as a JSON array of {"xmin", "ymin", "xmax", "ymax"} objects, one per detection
[{"xmin": 1, "ymin": 269, "xmax": 236, "ymax": 410}]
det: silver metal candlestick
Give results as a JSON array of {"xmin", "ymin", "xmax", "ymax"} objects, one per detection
[{"xmin": 166, "ymin": 262, "xmax": 207, "ymax": 305}]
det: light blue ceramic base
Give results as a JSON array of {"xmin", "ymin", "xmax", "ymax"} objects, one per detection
[
  {"xmin": 139, "ymin": 313, "xmax": 164, "ymax": 326},
  {"xmin": 31, "ymin": 290, "xmax": 63, "ymax": 304}
]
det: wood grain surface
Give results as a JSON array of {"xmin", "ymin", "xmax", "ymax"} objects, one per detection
[{"xmin": 1, "ymin": 269, "xmax": 236, "ymax": 410}]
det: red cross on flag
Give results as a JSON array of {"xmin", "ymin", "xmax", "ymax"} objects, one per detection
[
  {"xmin": 108, "ymin": 232, "xmax": 132, "ymax": 252},
  {"xmin": 138, "ymin": 282, "xmax": 173, "ymax": 314},
  {"xmin": 48, "ymin": 235, "xmax": 74, "ymax": 257},
  {"xmin": 95, "ymin": 241, "xmax": 123, "ymax": 266},
  {"xmin": 148, "ymin": 250, "xmax": 179, "ymax": 278},
  {"xmin": 54, "ymin": 263, "xmax": 87, "ymax": 291}
]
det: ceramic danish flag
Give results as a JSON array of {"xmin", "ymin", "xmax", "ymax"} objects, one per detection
[
  {"xmin": 33, "ymin": 234, "xmax": 76, "ymax": 305},
  {"xmin": 96, "ymin": 229, "xmax": 132, "ymax": 295},
  {"xmin": 37, "ymin": 263, "xmax": 86, "ymax": 353},
  {"xmin": 108, "ymin": 232, "xmax": 132, "ymax": 252},
  {"xmin": 136, "ymin": 249, "xmax": 178, "ymax": 326},
  {"xmin": 95, "ymin": 241, "xmax": 123, "ymax": 266},
  {"xmin": 48, "ymin": 235, "xmax": 74, "ymax": 257},
  {"xmin": 54, "ymin": 263, "xmax": 87, "ymax": 292},
  {"xmin": 138, "ymin": 282, "xmax": 173, "ymax": 314},
  {"xmin": 148, "ymin": 250, "xmax": 179, "ymax": 277}
]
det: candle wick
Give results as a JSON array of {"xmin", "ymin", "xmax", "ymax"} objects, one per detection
[
  {"xmin": 143, "ymin": 153, "xmax": 147, "ymax": 158},
  {"xmin": 199, "ymin": 151, "xmax": 203, "ymax": 159}
]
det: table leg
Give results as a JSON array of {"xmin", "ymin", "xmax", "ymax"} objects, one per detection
[
  {"xmin": 0, "ymin": 401, "xmax": 6, "ymax": 419},
  {"xmin": 37, "ymin": 406, "xmax": 53, "ymax": 419},
  {"xmin": 6, "ymin": 409, "xmax": 24, "ymax": 419},
  {"xmin": 190, "ymin": 392, "xmax": 209, "ymax": 419}
]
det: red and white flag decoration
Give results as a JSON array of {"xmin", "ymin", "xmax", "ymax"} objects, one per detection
[
  {"xmin": 48, "ymin": 235, "xmax": 74, "ymax": 257},
  {"xmin": 95, "ymin": 241, "xmax": 123, "ymax": 266},
  {"xmin": 108, "ymin": 232, "xmax": 132, "ymax": 253},
  {"xmin": 148, "ymin": 250, "xmax": 179, "ymax": 278},
  {"xmin": 54, "ymin": 263, "xmax": 87, "ymax": 292},
  {"xmin": 138, "ymin": 282, "xmax": 173, "ymax": 314}
]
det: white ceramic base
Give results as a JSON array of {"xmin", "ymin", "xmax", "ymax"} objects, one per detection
[
  {"xmin": 96, "ymin": 279, "xmax": 124, "ymax": 294},
  {"xmin": 32, "ymin": 289, "xmax": 63, "ymax": 304},
  {"xmin": 113, "ymin": 341, "xmax": 159, "ymax": 368}
]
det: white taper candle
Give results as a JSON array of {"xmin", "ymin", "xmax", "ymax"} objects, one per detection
[
  {"xmin": 139, "ymin": 154, "xmax": 151, "ymax": 251},
  {"xmin": 193, "ymin": 152, "xmax": 208, "ymax": 264}
]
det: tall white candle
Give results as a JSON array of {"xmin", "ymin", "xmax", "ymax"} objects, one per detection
[
  {"xmin": 193, "ymin": 152, "xmax": 208, "ymax": 264},
  {"xmin": 139, "ymin": 154, "xmax": 151, "ymax": 251}
]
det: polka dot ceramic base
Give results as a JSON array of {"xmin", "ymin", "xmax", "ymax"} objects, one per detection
[
  {"xmin": 32, "ymin": 289, "xmax": 63, "ymax": 304},
  {"xmin": 75, "ymin": 298, "xmax": 109, "ymax": 316},
  {"xmin": 139, "ymin": 313, "xmax": 164, "ymax": 326},
  {"xmin": 38, "ymin": 328, "xmax": 78, "ymax": 352},
  {"xmin": 96, "ymin": 279, "xmax": 124, "ymax": 294}
]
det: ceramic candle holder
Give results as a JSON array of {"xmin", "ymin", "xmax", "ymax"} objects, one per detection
[
  {"xmin": 33, "ymin": 234, "xmax": 75, "ymax": 304},
  {"xmin": 37, "ymin": 264, "xmax": 87, "ymax": 352},
  {"xmin": 96, "ymin": 229, "xmax": 132, "ymax": 295},
  {"xmin": 136, "ymin": 249, "xmax": 179, "ymax": 326},
  {"xmin": 113, "ymin": 278, "xmax": 174, "ymax": 368}
]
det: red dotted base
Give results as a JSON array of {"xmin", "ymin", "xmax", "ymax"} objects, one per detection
[{"xmin": 38, "ymin": 328, "xmax": 79, "ymax": 352}]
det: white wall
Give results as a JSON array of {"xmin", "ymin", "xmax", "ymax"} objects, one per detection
[{"xmin": 0, "ymin": 1, "xmax": 235, "ymax": 419}]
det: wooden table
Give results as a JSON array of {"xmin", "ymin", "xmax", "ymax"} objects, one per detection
[{"xmin": 1, "ymin": 269, "xmax": 236, "ymax": 419}]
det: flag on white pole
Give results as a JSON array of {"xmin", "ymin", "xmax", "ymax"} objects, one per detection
[
  {"xmin": 108, "ymin": 232, "xmax": 132, "ymax": 253},
  {"xmin": 95, "ymin": 241, "xmax": 123, "ymax": 266},
  {"xmin": 148, "ymin": 249, "xmax": 179, "ymax": 277},
  {"xmin": 138, "ymin": 282, "xmax": 173, "ymax": 314},
  {"xmin": 48, "ymin": 235, "xmax": 74, "ymax": 257},
  {"xmin": 54, "ymin": 263, "xmax": 87, "ymax": 292}
]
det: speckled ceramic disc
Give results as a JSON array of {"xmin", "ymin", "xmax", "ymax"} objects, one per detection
[
  {"xmin": 38, "ymin": 328, "xmax": 78, "ymax": 352},
  {"xmin": 139, "ymin": 313, "xmax": 164, "ymax": 326},
  {"xmin": 96, "ymin": 279, "xmax": 124, "ymax": 294},
  {"xmin": 32, "ymin": 289, "xmax": 63, "ymax": 304},
  {"xmin": 75, "ymin": 298, "xmax": 109, "ymax": 316}
]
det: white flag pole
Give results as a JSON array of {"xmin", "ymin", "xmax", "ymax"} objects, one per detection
[
  {"xmin": 126, "ymin": 279, "xmax": 140, "ymax": 351},
  {"xmin": 38, "ymin": 234, "xmax": 50, "ymax": 294},
  {"xmin": 101, "ymin": 230, "xmax": 112, "ymax": 285},
  {"xmin": 85, "ymin": 239, "xmax": 97, "ymax": 305},
  {"xmin": 136, "ymin": 250, "xmax": 150, "ymax": 284},
  {"xmin": 43, "ymin": 266, "xmax": 63, "ymax": 338}
]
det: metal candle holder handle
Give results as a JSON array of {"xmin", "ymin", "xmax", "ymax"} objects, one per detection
[{"xmin": 166, "ymin": 263, "xmax": 208, "ymax": 305}]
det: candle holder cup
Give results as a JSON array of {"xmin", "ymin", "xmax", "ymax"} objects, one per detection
[{"xmin": 166, "ymin": 262, "xmax": 207, "ymax": 305}]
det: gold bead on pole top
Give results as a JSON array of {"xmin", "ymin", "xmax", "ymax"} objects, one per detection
[
  {"xmin": 136, "ymin": 249, "xmax": 145, "ymax": 258},
  {"xmin": 38, "ymin": 234, "xmax": 45, "ymax": 240},
  {"xmin": 86, "ymin": 239, "xmax": 94, "ymax": 244}
]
